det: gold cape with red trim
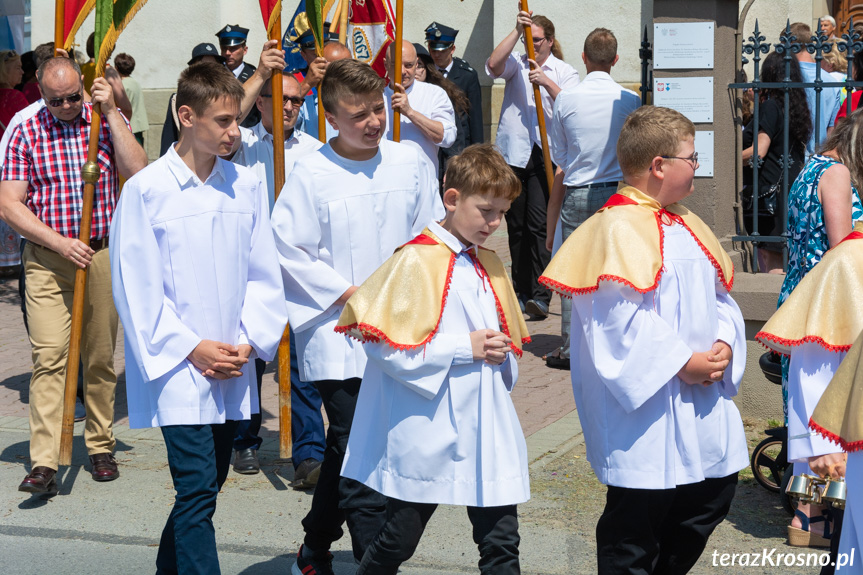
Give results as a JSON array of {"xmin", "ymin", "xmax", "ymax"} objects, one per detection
[
  {"xmin": 539, "ymin": 185, "xmax": 734, "ymax": 297},
  {"xmin": 757, "ymin": 223, "xmax": 863, "ymax": 355},
  {"xmin": 335, "ymin": 228, "xmax": 531, "ymax": 356},
  {"xmin": 811, "ymin": 328, "xmax": 863, "ymax": 452}
]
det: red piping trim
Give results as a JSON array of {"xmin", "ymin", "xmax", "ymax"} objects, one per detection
[
  {"xmin": 404, "ymin": 233, "xmax": 438, "ymax": 246},
  {"xmin": 809, "ymin": 418, "xmax": 863, "ymax": 452},
  {"xmin": 755, "ymin": 331, "xmax": 852, "ymax": 354},
  {"xmin": 675, "ymin": 218, "xmax": 734, "ymax": 292},
  {"xmin": 601, "ymin": 194, "xmax": 638, "ymax": 209},
  {"xmin": 838, "ymin": 230, "xmax": 863, "ymax": 246}
]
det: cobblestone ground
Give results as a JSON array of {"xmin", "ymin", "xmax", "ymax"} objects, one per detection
[{"xmin": 0, "ymin": 222, "xmax": 576, "ymax": 444}]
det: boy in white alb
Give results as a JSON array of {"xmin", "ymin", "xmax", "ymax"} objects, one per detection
[
  {"xmin": 541, "ymin": 106, "xmax": 749, "ymax": 574},
  {"xmin": 110, "ymin": 62, "xmax": 288, "ymax": 574},
  {"xmin": 339, "ymin": 144, "xmax": 531, "ymax": 574},
  {"xmin": 271, "ymin": 59, "xmax": 443, "ymax": 575}
]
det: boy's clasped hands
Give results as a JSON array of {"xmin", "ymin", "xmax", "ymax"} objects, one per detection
[
  {"xmin": 471, "ymin": 329, "xmax": 512, "ymax": 365},
  {"xmin": 187, "ymin": 340, "xmax": 253, "ymax": 379},
  {"xmin": 677, "ymin": 340, "xmax": 732, "ymax": 387}
]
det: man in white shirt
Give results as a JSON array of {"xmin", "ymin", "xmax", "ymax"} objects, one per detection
[
  {"xmin": 486, "ymin": 8, "xmax": 579, "ymax": 319},
  {"xmin": 545, "ymin": 28, "xmax": 640, "ymax": 370},
  {"xmin": 384, "ymin": 40, "xmax": 457, "ymax": 182},
  {"xmin": 227, "ymin": 73, "xmax": 326, "ymax": 484}
]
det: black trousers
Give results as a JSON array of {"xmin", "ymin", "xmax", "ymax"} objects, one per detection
[
  {"xmin": 301, "ymin": 378, "xmax": 386, "ymax": 562},
  {"xmin": 507, "ymin": 144, "xmax": 553, "ymax": 305},
  {"xmin": 596, "ymin": 473, "xmax": 738, "ymax": 575},
  {"xmin": 357, "ymin": 497, "xmax": 520, "ymax": 575}
]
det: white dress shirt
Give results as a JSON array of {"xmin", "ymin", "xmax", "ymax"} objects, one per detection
[
  {"xmin": 550, "ymin": 71, "xmax": 640, "ymax": 187},
  {"xmin": 231, "ymin": 63, "xmax": 246, "ymax": 79},
  {"xmin": 342, "ymin": 221, "xmax": 530, "ymax": 507},
  {"xmin": 110, "ymin": 145, "xmax": 288, "ymax": 428},
  {"xmin": 385, "ymin": 80, "xmax": 457, "ymax": 178},
  {"xmin": 570, "ymin": 223, "xmax": 749, "ymax": 489},
  {"xmin": 485, "ymin": 52, "xmax": 579, "ymax": 168},
  {"xmin": 271, "ymin": 140, "xmax": 445, "ymax": 382},
  {"xmin": 232, "ymin": 122, "xmax": 323, "ymax": 211}
]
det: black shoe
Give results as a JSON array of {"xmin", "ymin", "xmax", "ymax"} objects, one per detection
[
  {"xmin": 232, "ymin": 448, "xmax": 260, "ymax": 475},
  {"xmin": 525, "ymin": 299, "xmax": 549, "ymax": 319},
  {"xmin": 290, "ymin": 458, "xmax": 322, "ymax": 490},
  {"xmin": 291, "ymin": 545, "xmax": 334, "ymax": 575},
  {"xmin": 546, "ymin": 353, "xmax": 571, "ymax": 370}
]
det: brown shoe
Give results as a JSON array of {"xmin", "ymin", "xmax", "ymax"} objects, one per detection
[
  {"xmin": 89, "ymin": 453, "xmax": 119, "ymax": 482},
  {"xmin": 18, "ymin": 466, "xmax": 57, "ymax": 493}
]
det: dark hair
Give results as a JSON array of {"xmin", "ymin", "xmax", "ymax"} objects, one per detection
[
  {"xmin": 86, "ymin": 32, "xmax": 95, "ymax": 59},
  {"xmin": 34, "ymin": 43, "xmax": 55, "ymax": 68},
  {"xmin": 176, "ymin": 61, "xmax": 244, "ymax": 116},
  {"xmin": 321, "ymin": 59, "xmax": 384, "ymax": 112},
  {"xmin": 416, "ymin": 53, "xmax": 470, "ymax": 116},
  {"xmin": 114, "ymin": 53, "xmax": 135, "ymax": 76},
  {"xmin": 584, "ymin": 28, "xmax": 617, "ymax": 67},
  {"xmin": 36, "ymin": 57, "xmax": 82, "ymax": 84},
  {"xmin": 759, "ymin": 51, "xmax": 812, "ymax": 149},
  {"xmin": 854, "ymin": 50, "xmax": 863, "ymax": 82},
  {"xmin": 445, "ymin": 143, "xmax": 520, "ymax": 201}
]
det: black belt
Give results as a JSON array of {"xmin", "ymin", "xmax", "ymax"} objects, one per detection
[
  {"xmin": 89, "ymin": 237, "xmax": 109, "ymax": 251},
  {"xmin": 569, "ymin": 181, "xmax": 619, "ymax": 190}
]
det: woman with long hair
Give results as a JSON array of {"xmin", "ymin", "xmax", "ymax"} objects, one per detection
[
  {"xmin": 0, "ymin": 50, "xmax": 27, "ymax": 135},
  {"xmin": 742, "ymin": 50, "xmax": 812, "ymax": 273},
  {"xmin": 414, "ymin": 43, "xmax": 470, "ymax": 170},
  {"xmin": 486, "ymin": 7, "xmax": 579, "ymax": 318}
]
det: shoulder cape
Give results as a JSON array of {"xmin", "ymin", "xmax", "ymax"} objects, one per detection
[
  {"xmin": 756, "ymin": 224, "xmax": 863, "ymax": 355},
  {"xmin": 811, "ymin": 327, "xmax": 863, "ymax": 451},
  {"xmin": 335, "ymin": 228, "xmax": 531, "ymax": 357},
  {"xmin": 539, "ymin": 185, "xmax": 734, "ymax": 297}
]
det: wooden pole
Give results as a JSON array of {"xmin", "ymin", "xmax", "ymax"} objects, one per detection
[
  {"xmin": 267, "ymin": 13, "xmax": 293, "ymax": 461},
  {"xmin": 316, "ymin": 33, "xmax": 326, "ymax": 143},
  {"xmin": 521, "ymin": 0, "xmax": 554, "ymax": 191},
  {"xmin": 392, "ymin": 0, "xmax": 403, "ymax": 142},
  {"xmin": 59, "ymin": 108, "xmax": 103, "ymax": 466},
  {"xmin": 54, "ymin": 0, "xmax": 64, "ymax": 55},
  {"xmin": 338, "ymin": 0, "xmax": 349, "ymax": 45}
]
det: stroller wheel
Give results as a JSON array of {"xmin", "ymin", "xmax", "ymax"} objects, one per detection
[{"xmin": 751, "ymin": 436, "xmax": 787, "ymax": 492}]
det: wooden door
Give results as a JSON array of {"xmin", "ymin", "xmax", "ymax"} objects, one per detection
[{"xmin": 834, "ymin": 0, "xmax": 863, "ymax": 32}]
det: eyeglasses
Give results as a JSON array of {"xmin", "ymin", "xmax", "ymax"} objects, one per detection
[
  {"xmin": 261, "ymin": 94, "xmax": 305, "ymax": 107},
  {"xmin": 521, "ymin": 36, "xmax": 547, "ymax": 46},
  {"xmin": 46, "ymin": 92, "xmax": 83, "ymax": 108},
  {"xmin": 661, "ymin": 152, "xmax": 699, "ymax": 168}
]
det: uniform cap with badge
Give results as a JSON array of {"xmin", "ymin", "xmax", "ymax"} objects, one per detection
[
  {"xmin": 216, "ymin": 24, "xmax": 249, "ymax": 47},
  {"xmin": 425, "ymin": 22, "xmax": 458, "ymax": 51},
  {"xmin": 188, "ymin": 43, "xmax": 227, "ymax": 66}
]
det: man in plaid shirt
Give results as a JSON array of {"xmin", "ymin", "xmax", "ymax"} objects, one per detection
[{"xmin": 0, "ymin": 56, "xmax": 147, "ymax": 493}]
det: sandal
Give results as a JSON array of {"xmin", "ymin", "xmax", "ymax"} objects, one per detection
[{"xmin": 787, "ymin": 508, "xmax": 832, "ymax": 548}]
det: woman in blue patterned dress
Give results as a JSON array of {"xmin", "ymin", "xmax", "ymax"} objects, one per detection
[{"xmin": 779, "ymin": 108, "xmax": 863, "ymax": 547}]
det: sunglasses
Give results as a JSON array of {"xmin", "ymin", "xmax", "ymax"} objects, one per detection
[
  {"xmin": 3, "ymin": 50, "xmax": 18, "ymax": 61},
  {"xmin": 261, "ymin": 94, "xmax": 305, "ymax": 107},
  {"xmin": 46, "ymin": 92, "xmax": 83, "ymax": 108}
]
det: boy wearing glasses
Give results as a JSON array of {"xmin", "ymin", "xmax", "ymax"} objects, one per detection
[
  {"xmin": 0, "ymin": 56, "xmax": 147, "ymax": 492},
  {"xmin": 541, "ymin": 106, "xmax": 748, "ymax": 574},
  {"xmin": 226, "ymin": 72, "xmax": 325, "ymax": 482}
]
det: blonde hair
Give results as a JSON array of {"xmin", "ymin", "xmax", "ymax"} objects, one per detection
[
  {"xmin": 617, "ymin": 106, "xmax": 695, "ymax": 177},
  {"xmin": 822, "ymin": 49, "xmax": 847, "ymax": 73},
  {"xmin": 445, "ymin": 143, "xmax": 521, "ymax": 202},
  {"xmin": 0, "ymin": 50, "xmax": 20, "ymax": 88},
  {"xmin": 532, "ymin": 15, "xmax": 564, "ymax": 61}
]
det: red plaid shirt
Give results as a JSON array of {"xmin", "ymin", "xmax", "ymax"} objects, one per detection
[{"xmin": 1, "ymin": 102, "xmax": 128, "ymax": 240}]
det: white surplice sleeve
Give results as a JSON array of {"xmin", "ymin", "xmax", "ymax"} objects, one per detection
[
  {"xmin": 412, "ymin": 152, "xmax": 445, "ymax": 231},
  {"xmin": 574, "ymin": 281, "xmax": 693, "ymax": 413},
  {"xmin": 110, "ymin": 182, "xmax": 202, "ymax": 381},
  {"xmin": 272, "ymin": 165, "xmax": 353, "ymax": 331},
  {"xmin": 430, "ymin": 88, "xmax": 457, "ymax": 148},
  {"xmin": 237, "ymin": 181, "xmax": 288, "ymax": 361},
  {"xmin": 364, "ymin": 333, "xmax": 473, "ymax": 400},
  {"xmin": 715, "ymin": 288, "xmax": 747, "ymax": 396}
]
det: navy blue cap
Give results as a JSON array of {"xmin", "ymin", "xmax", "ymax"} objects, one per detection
[
  {"xmin": 425, "ymin": 22, "xmax": 457, "ymax": 50},
  {"xmin": 216, "ymin": 24, "xmax": 249, "ymax": 47},
  {"xmin": 296, "ymin": 21, "xmax": 333, "ymax": 49},
  {"xmin": 188, "ymin": 43, "xmax": 226, "ymax": 65},
  {"xmin": 413, "ymin": 43, "xmax": 431, "ymax": 61}
]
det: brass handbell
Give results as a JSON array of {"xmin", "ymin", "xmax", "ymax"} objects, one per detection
[
  {"xmin": 822, "ymin": 478, "xmax": 847, "ymax": 510},
  {"xmin": 786, "ymin": 474, "xmax": 815, "ymax": 502}
]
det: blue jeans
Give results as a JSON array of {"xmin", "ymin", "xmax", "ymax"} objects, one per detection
[
  {"xmin": 233, "ymin": 331, "xmax": 325, "ymax": 468},
  {"xmin": 558, "ymin": 183, "xmax": 618, "ymax": 359},
  {"xmin": 156, "ymin": 421, "xmax": 239, "ymax": 575}
]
